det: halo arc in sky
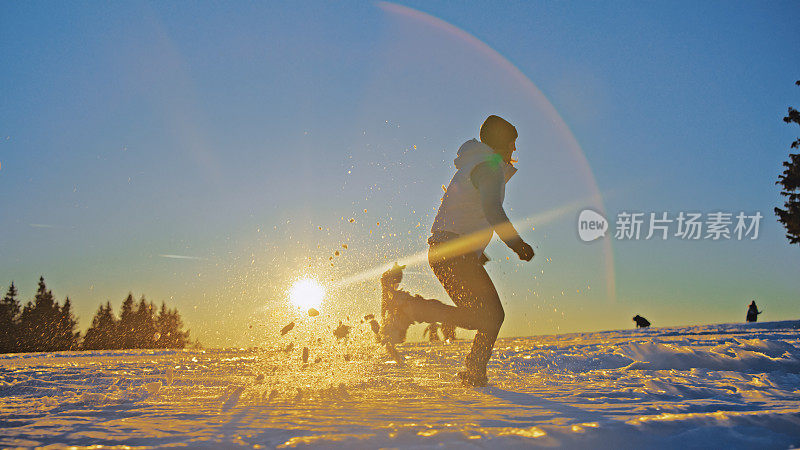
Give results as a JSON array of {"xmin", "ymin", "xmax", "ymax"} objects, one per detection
[{"xmin": 377, "ymin": 1, "xmax": 616, "ymax": 301}]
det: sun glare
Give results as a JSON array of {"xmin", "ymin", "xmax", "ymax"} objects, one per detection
[{"xmin": 289, "ymin": 278, "xmax": 326, "ymax": 309}]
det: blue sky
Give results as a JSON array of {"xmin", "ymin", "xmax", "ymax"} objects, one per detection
[{"xmin": 1, "ymin": 1, "xmax": 798, "ymax": 346}]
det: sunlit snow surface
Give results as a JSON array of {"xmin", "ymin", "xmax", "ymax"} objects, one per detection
[{"xmin": 2, "ymin": 321, "xmax": 800, "ymax": 449}]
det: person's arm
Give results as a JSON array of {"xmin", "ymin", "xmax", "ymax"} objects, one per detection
[{"xmin": 471, "ymin": 161, "xmax": 534, "ymax": 261}]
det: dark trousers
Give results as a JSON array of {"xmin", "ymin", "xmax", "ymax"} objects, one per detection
[{"xmin": 405, "ymin": 243, "xmax": 504, "ymax": 376}]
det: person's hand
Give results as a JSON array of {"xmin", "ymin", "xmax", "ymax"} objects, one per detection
[{"xmin": 515, "ymin": 242, "xmax": 534, "ymax": 261}]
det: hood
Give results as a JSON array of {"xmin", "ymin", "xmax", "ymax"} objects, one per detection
[{"xmin": 454, "ymin": 139, "xmax": 517, "ymax": 181}]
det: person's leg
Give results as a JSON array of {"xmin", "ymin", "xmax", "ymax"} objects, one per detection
[
  {"xmin": 384, "ymin": 247, "xmax": 504, "ymax": 377},
  {"xmin": 393, "ymin": 268, "xmax": 478, "ymax": 330},
  {"xmin": 428, "ymin": 250, "xmax": 504, "ymax": 379}
]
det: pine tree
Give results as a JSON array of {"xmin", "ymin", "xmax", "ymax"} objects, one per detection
[
  {"xmin": 155, "ymin": 301, "xmax": 190, "ymax": 349},
  {"xmin": 18, "ymin": 277, "xmax": 61, "ymax": 352},
  {"xmin": 55, "ymin": 297, "xmax": 80, "ymax": 351},
  {"xmin": 83, "ymin": 302, "xmax": 118, "ymax": 350},
  {"xmin": 133, "ymin": 296, "xmax": 157, "ymax": 348},
  {"xmin": 9, "ymin": 280, "xmax": 192, "ymax": 351},
  {"xmin": 155, "ymin": 302, "xmax": 169, "ymax": 349},
  {"xmin": 118, "ymin": 293, "xmax": 136, "ymax": 349},
  {"xmin": 0, "ymin": 282, "xmax": 21, "ymax": 353},
  {"xmin": 775, "ymin": 80, "xmax": 800, "ymax": 244},
  {"xmin": 103, "ymin": 301, "xmax": 118, "ymax": 349}
]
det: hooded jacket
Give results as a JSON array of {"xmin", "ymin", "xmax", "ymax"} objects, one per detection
[{"xmin": 430, "ymin": 139, "xmax": 517, "ymax": 254}]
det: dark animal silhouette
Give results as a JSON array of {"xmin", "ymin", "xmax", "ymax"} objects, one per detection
[
  {"xmin": 746, "ymin": 300, "xmax": 762, "ymax": 323},
  {"xmin": 633, "ymin": 314, "xmax": 650, "ymax": 328}
]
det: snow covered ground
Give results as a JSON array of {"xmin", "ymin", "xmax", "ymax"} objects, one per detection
[{"xmin": 2, "ymin": 320, "xmax": 800, "ymax": 449}]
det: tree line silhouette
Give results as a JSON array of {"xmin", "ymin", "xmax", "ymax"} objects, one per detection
[
  {"xmin": 775, "ymin": 80, "xmax": 800, "ymax": 244},
  {"xmin": 0, "ymin": 277, "xmax": 191, "ymax": 354}
]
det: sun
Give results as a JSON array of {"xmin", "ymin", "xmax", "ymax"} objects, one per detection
[{"xmin": 288, "ymin": 277, "xmax": 326, "ymax": 309}]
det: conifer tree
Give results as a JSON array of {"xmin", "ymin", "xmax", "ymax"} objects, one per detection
[
  {"xmin": 133, "ymin": 296, "xmax": 157, "ymax": 348},
  {"xmin": 55, "ymin": 297, "xmax": 80, "ymax": 350},
  {"xmin": 776, "ymin": 80, "xmax": 800, "ymax": 244},
  {"xmin": 0, "ymin": 282, "xmax": 21, "ymax": 353},
  {"xmin": 155, "ymin": 302, "xmax": 169, "ymax": 349},
  {"xmin": 83, "ymin": 302, "xmax": 118, "ymax": 350},
  {"xmin": 118, "ymin": 293, "xmax": 136, "ymax": 349},
  {"xmin": 10, "ymin": 280, "xmax": 192, "ymax": 352},
  {"xmin": 19, "ymin": 277, "xmax": 60, "ymax": 352},
  {"xmin": 155, "ymin": 301, "xmax": 190, "ymax": 349}
]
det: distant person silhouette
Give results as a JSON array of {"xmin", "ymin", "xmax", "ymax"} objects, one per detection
[
  {"xmin": 633, "ymin": 314, "xmax": 650, "ymax": 328},
  {"xmin": 422, "ymin": 323, "xmax": 441, "ymax": 342},
  {"xmin": 441, "ymin": 323, "xmax": 457, "ymax": 342},
  {"xmin": 380, "ymin": 116, "xmax": 534, "ymax": 387},
  {"xmin": 746, "ymin": 300, "xmax": 762, "ymax": 323},
  {"xmin": 379, "ymin": 263, "xmax": 413, "ymax": 343}
]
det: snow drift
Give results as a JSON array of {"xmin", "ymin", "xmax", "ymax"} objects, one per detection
[{"xmin": 1, "ymin": 320, "xmax": 799, "ymax": 448}]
